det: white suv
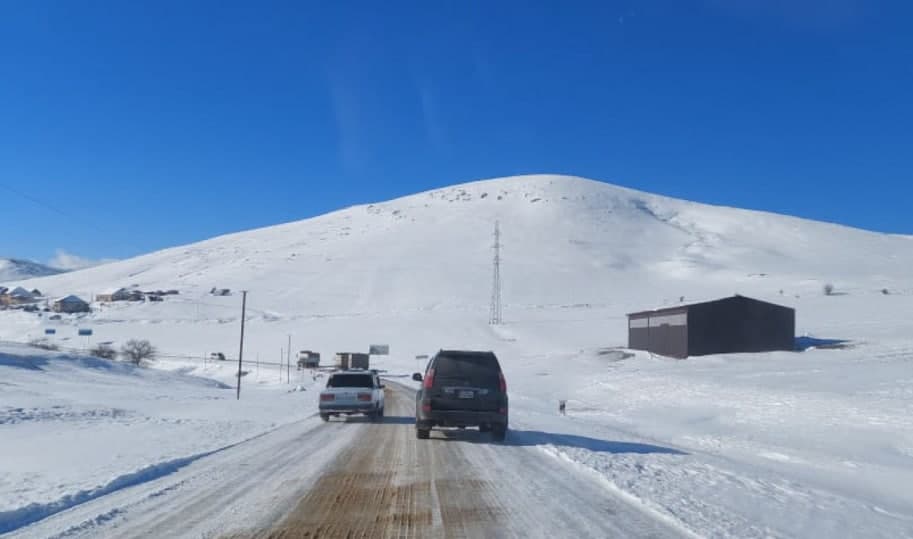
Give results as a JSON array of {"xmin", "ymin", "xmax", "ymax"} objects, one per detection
[{"xmin": 319, "ymin": 370, "xmax": 385, "ymax": 421}]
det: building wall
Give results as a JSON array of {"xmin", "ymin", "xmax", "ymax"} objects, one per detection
[
  {"xmin": 628, "ymin": 316, "xmax": 651, "ymax": 350},
  {"xmin": 688, "ymin": 297, "xmax": 794, "ymax": 356},
  {"xmin": 629, "ymin": 297, "xmax": 795, "ymax": 358},
  {"xmin": 628, "ymin": 308, "xmax": 689, "ymax": 358},
  {"xmin": 54, "ymin": 301, "xmax": 90, "ymax": 313}
]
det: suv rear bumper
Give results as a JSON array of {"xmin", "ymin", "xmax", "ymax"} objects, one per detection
[
  {"xmin": 417, "ymin": 409, "xmax": 507, "ymax": 428},
  {"xmin": 320, "ymin": 403, "xmax": 377, "ymax": 414}
]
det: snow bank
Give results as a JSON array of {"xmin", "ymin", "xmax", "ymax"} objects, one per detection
[{"xmin": 0, "ymin": 343, "xmax": 320, "ymax": 533}]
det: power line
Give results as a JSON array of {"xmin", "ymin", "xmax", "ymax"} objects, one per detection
[
  {"xmin": 0, "ymin": 183, "xmax": 74, "ymax": 220},
  {"xmin": 0, "ymin": 182, "xmax": 114, "ymax": 242}
]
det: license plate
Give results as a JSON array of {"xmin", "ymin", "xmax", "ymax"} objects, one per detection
[{"xmin": 458, "ymin": 390, "xmax": 475, "ymax": 399}]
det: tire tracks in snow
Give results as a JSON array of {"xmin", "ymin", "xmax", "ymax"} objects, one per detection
[
  {"xmin": 234, "ymin": 384, "xmax": 684, "ymax": 539},
  {"xmin": 12, "ymin": 385, "xmax": 688, "ymax": 538}
]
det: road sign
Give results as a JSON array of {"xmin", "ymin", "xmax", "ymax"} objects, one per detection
[
  {"xmin": 369, "ymin": 344, "xmax": 389, "ymax": 355},
  {"xmin": 45, "ymin": 328, "xmax": 56, "ymax": 335},
  {"xmin": 78, "ymin": 329, "xmax": 93, "ymax": 336}
]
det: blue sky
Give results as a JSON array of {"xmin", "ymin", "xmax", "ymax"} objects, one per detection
[{"xmin": 2, "ymin": 1, "xmax": 911, "ymax": 266}]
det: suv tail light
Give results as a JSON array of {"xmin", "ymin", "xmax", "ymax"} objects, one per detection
[
  {"xmin": 357, "ymin": 393, "xmax": 371, "ymax": 401},
  {"xmin": 423, "ymin": 368, "xmax": 435, "ymax": 390},
  {"xmin": 320, "ymin": 393, "xmax": 335, "ymax": 401},
  {"xmin": 498, "ymin": 371, "xmax": 507, "ymax": 393}
]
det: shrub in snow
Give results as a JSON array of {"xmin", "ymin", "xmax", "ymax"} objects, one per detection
[
  {"xmin": 882, "ymin": 288, "xmax": 890, "ymax": 295},
  {"xmin": 91, "ymin": 344, "xmax": 117, "ymax": 360},
  {"xmin": 28, "ymin": 338, "xmax": 59, "ymax": 351},
  {"xmin": 121, "ymin": 339, "xmax": 156, "ymax": 366},
  {"xmin": 823, "ymin": 283, "xmax": 835, "ymax": 296}
]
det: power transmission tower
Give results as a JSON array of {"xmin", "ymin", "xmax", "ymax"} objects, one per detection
[{"xmin": 489, "ymin": 221, "xmax": 502, "ymax": 325}]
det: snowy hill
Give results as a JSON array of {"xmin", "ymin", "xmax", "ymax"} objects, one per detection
[
  {"xmin": 0, "ymin": 258, "xmax": 64, "ymax": 283},
  {"xmin": 4, "ymin": 174, "xmax": 913, "ymax": 358},
  {"xmin": 11, "ymin": 174, "xmax": 913, "ymax": 308},
  {"xmin": 4, "ymin": 174, "xmax": 913, "ymax": 538}
]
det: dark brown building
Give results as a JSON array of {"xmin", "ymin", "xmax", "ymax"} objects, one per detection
[{"xmin": 627, "ymin": 295, "xmax": 795, "ymax": 359}]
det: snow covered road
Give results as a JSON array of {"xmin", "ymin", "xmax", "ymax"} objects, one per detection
[
  {"xmin": 235, "ymin": 383, "xmax": 684, "ymax": 538},
  {"xmin": 8, "ymin": 384, "xmax": 685, "ymax": 538}
]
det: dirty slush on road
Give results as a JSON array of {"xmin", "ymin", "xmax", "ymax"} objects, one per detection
[
  {"xmin": 229, "ymin": 387, "xmax": 506, "ymax": 539},
  {"xmin": 226, "ymin": 386, "xmax": 681, "ymax": 539}
]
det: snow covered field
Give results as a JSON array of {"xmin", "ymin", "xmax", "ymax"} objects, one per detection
[{"xmin": 2, "ymin": 175, "xmax": 913, "ymax": 537}]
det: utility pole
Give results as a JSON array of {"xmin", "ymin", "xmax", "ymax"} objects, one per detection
[
  {"xmin": 489, "ymin": 220, "xmax": 502, "ymax": 325},
  {"xmin": 236, "ymin": 290, "xmax": 248, "ymax": 400},
  {"xmin": 287, "ymin": 334, "xmax": 291, "ymax": 384}
]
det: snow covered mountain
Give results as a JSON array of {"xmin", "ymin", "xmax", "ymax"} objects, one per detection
[
  {"xmin": 0, "ymin": 258, "xmax": 65, "ymax": 283},
  {"xmin": 6, "ymin": 172, "xmax": 911, "ymax": 360},
  {"xmin": 14, "ymin": 174, "xmax": 913, "ymax": 307}
]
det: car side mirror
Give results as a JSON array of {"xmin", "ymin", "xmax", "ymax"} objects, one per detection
[{"xmin": 412, "ymin": 373, "xmax": 423, "ymax": 382}]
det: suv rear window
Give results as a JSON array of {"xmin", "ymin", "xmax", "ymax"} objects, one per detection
[
  {"xmin": 327, "ymin": 374, "xmax": 374, "ymax": 388},
  {"xmin": 433, "ymin": 354, "xmax": 501, "ymax": 389}
]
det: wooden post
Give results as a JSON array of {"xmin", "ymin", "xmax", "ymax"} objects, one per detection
[{"xmin": 235, "ymin": 291, "xmax": 247, "ymax": 400}]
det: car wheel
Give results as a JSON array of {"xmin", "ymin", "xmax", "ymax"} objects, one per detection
[
  {"xmin": 492, "ymin": 424, "xmax": 507, "ymax": 442},
  {"xmin": 479, "ymin": 424, "xmax": 492, "ymax": 433},
  {"xmin": 416, "ymin": 428, "xmax": 430, "ymax": 439},
  {"xmin": 378, "ymin": 406, "xmax": 385, "ymax": 417},
  {"xmin": 320, "ymin": 414, "xmax": 329, "ymax": 422}
]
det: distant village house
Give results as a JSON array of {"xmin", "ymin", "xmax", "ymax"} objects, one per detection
[
  {"xmin": 53, "ymin": 295, "xmax": 91, "ymax": 313},
  {"xmin": 0, "ymin": 286, "xmax": 39, "ymax": 306},
  {"xmin": 96, "ymin": 288, "xmax": 144, "ymax": 302},
  {"xmin": 96, "ymin": 288, "xmax": 131, "ymax": 302}
]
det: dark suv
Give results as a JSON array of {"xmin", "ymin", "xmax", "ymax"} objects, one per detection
[{"xmin": 413, "ymin": 350, "xmax": 508, "ymax": 441}]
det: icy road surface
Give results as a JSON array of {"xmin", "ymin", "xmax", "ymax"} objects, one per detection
[{"xmin": 8, "ymin": 385, "xmax": 684, "ymax": 539}]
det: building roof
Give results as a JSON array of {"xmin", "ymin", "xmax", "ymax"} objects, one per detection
[
  {"xmin": 8, "ymin": 286, "xmax": 33, "ymax": 298},
  {"xmin": 99, "ymin": 287, "xmax": 128, "ymax": 295},
  {"xmin": 627, "ymin": 295, "xmax": 793, "ymax": 318},
  {"xmin": 55, "ymin": 295, "xmax": 89, "ymax": 304}
]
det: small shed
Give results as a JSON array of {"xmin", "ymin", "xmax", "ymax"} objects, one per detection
[
  {"xmin": 53, "ymin": 295, "xmax": 91, "ymax": 313},
  {"xmin": 627, "ymin": 295, "xmax": 795, "ymax": 359}
]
